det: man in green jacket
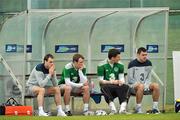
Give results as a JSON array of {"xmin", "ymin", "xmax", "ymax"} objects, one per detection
[
  {"xmin": 97, "ymin": 48, "xmax": 129, "ymax": 115},
  {"xmin": 59, "ymin": 54, "xmax": 92, "ymax": 116}
]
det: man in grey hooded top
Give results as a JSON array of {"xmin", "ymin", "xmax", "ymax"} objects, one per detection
[
  {"xmin": 26, "ymin": 54, "xmax": 66, "ymax": 116},
  {"xmin": 127, "ymin": 47, "xmax": 160, "ymax": 114}
]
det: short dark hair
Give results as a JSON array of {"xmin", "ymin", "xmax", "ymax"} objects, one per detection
[
  {"xmin": 43, "ymin": 54, "xmax": 54, "ymax": 63},
  {"xmin": 108, "ymin": 48, "xmax": 121, "ymax": 59},
  {"xmin": 73, "ymin": 54, "xmax": 84, "ymax": 62},
  {"xmin": 137, "ymin": 47, "xmax": 147, "ymax": 54}
]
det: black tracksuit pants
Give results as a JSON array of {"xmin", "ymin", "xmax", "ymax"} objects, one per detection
[{"xmin": 100, "ymin": 84, "xmax": 129, "ymax": 104}]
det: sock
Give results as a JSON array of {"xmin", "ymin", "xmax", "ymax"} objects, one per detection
[
  {"xmin": 136, "ymin": 103, "xmax": 142, "ymax": 110},
  {"xmin": 109, "ymin": 102, "xmax": 117, "ymax": 112},
  {"xmin": 153, "ymin": 101, "xmax": 159, "ymax": 110},
  {"xmin": 57, "ymin": 105, "xmax": 66, "ymax": 116},
  {"xmin": 136, "ymin": 103, "xmax": 141, "ymax": 107},
  {"xmin": 83, "ymin": 103, "xmax": 89, "ymax": 112},
  {"xmin": 57, "ymin": 105, "xmax": 63, "ymax": 113},
  {"xmin": 120, "ymin": 102, "xmax": 127, "ymax": 111},
  {"xmin": 65, "ymin": 105, "xmax": 70, "ymax": 112},
  {"xmin": 39, "ymin": 106, "xmax": 45, "ymax": 113}
]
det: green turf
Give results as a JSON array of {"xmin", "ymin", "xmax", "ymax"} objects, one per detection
[{"xmin": 0, "ymin": 113, "xmax": 180, "ymax": 120}]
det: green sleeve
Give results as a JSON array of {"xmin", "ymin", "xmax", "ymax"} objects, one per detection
[
  {"xmin": 119, "ymin": 64, "xmax": 124, "ymax": 73},
  {"xmin": 97, "ymin": 65, "xmax": 104, "ymax": 76},
  {"xmin": 82, "ymin": 68, "xmax": 86, "ymax": 75},
  {"xmin": 64, "ymin": 68, "xmax": 70, "ymax": 78},
  {"xmin": 58, "ymin": 68, "xmax": 70, "ymax": 85}
]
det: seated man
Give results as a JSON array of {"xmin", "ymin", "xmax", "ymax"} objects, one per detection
[
  {"xmin": 58, "ymin": 53, "xmax": 92, "ymax": 116},
  {"xmin": 97, "ymin": 48, "xmax": 129, "ymax": 115},
  {"xmin": 26, "ymin": 54, "xmax": 66, "ymax": 116},
  {"xmin": 127, "ymin": 47, "xmax": 160, "ymax": 114}
]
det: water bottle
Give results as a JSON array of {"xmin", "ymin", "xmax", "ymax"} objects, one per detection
[{"xmin": 91, "ymin": 81, "xmax": 95, "ymax": 93}]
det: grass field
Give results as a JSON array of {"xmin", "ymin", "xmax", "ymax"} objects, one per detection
[{"xmin": 0, "ymin": 112, "xmax": 180, "ymax": 120}]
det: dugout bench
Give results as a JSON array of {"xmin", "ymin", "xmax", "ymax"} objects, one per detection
[{"xmin": 24, "ymin": 74, "xmax": 103, "ymax": 112}]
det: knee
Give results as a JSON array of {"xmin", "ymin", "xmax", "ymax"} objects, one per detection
[
  {"xmin": 100, "ymin": 84, "xmax": 108, "ymax": 89},
  {"xmin": 124, "ymin": 84, "xmax": 130, "ymax": 91},
  {"xmin": 38, "ymin": 87, "xmax": 45, "ymax": 95},
  {"xmin": 135, "ymin": 84, "xmax": 144, "ymax": 91},
  {"xmin": 83, "ymin": 85, "xmax": 89, "ymax": 92},
  {"xmin": 64, "ymin": 85, "xmax": 72, "ymax": 93},
  {"xmin": 152, "ymin": 83, "xmax": 160, "ymax": 91},
  {"xmin": 54, "ymin": 86, "xmax": 60, "ymax": 93}
]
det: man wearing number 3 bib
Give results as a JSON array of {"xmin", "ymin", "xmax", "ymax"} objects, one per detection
[
  {"xmin": 127, "ymin": 47, "xmax": 160, "ymax": 114},
  {"xmin": 97, "ymin": 48, "xmax": 129, "ymax": 115}
]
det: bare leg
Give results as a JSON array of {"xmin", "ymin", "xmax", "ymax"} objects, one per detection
[
  {"xmin": 63, "ymin": 85, "xmax": 72, "ymax": 105},
  {"xmin": 32, "ymin": 86, "xmax": 48, "ymax": 116},
  {"xmin": 32, "ymin": 86, "xmax": 45, "ymax": 107},
  {"xmin": 82, "ymin": 85, "xmax": 90, "ymax": 103},
  {"xmin": 47, "ymin": 86, "xmax": 61, "ymax": 105},
  {"xmin": 149, "ymin": 83, "xmax": 160, "ymax": 102},
  {"xmin": 134, "ymin": 83, "xmax": 144, "ymax": 104},
  {"xmin": 47, "ymin": 86, "xmax": 66, "ymax": 116},
  {"xmin": 81, "ymin": 85, "xmax": 90, "ymax": 113}
]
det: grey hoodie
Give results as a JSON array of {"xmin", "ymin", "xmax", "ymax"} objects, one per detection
[
  {"xmin": 127, "ymin": 59, "xmax": 152, "ymax": 89},
  {"xmin": 26, "ymin": 63, "xmax": 58, "ymax": 87}
]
